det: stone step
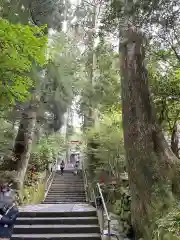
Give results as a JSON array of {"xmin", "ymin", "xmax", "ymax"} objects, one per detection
[
  {"xmin": 46, "ymin": 192, "xmax": 86, "ymax": 195},
  {"xmin": 48, "ymin": 188, "xmax": 85, "ymax": 190},
  {"xmin": 14, "ymin": 224, "xmax": 100, "ymax": 234},
  {"xmin": 42, "ymin": 201, "xmax": 87, "ymax": 204},
  {"xmin": 51, "ymin": 179, "xmax": 83, "ymax": 181},
  {"xmin": 45, "ymin": 194, "xmax": 86, "ymax": 196},
  {"xmin": 50, "ymin": 187, "xmax": 84, "ymax": 189},
  {"xmin": 52, "ymin": 179, "xmax": 83, "ymax": 181},
  {"xmin": 53, "ymin": 177, "xmax": 83, "ymax": 179},
  {"xmin": 12, "ymin": 233, "xmax": 101, "ymax": 240},
  {"xmin": 53, "ymin": 178, "xmax": 83, "ymax": 180},
  {"xmin": 54, "ymin": 175, "xmax": 83, "ymax": 177},
  {"xmin": 45, "ymin": 198, "xmax": 86, "ymax": 201},
  {"xmin": 15, "ymin": 171, "xmax": 100, "ymax": 240},
  {"xmin": 56, "ymin": 170, "xmax": 83, "ymax": 173},
  {"xmin": 48, "ymin": 191, "xmax": 85, "ymax": 193},
  {"xmin": 45, "ymin": 193, "xmax": 86, "ymax": 196},
  {"xmin": 44, "ymin": 199, "xmax": 86, "ymax": 203},
  {"xmin": 51, "ymin": 181, "xmax": 83, "ymax": 184},
  {"xmin": 50, "ymin": 185, "xmax": 85, "ymax": 188},
  {"xmin": 44, "ymin": 196, "xmax": 86, "ymax": 200},
  {"xmin": 54, "ymin": 174, "xmax": 83, "ymax": 177},
  {"xmin": 51, "ymin": 184, "xmax": 84, "ymax": 186},
  {"xmin": 49, "ymin": 186, "xmax": 84, "ymax": 189},
  {"xmin": 54, "ymin": 176, "xmax": 83, "ymax": 178},
  {"xmin": 53, "ymin": 176, "xmax": 83, "ymax": 178},
  {"xmin": 44, "ymin": 199, "xmax": 86, "ymax": 202},
  {"xmin": 49, "ymin": 188, "xmax": 84, "ymax": 193},
  {"xmin": 52, "ymin": 182, "xmax": 84, "ymax": 184},
  {"xmin": 51, "ymin": 183, "xmax": 84, "ymax": 188},
  {"xmin": 16, "ymin": 217, "xmax": 98, "ymax": 225},
  {"xmin": 44, "ymin": 201, "xmax": 87, "ymax": 203},
  {"xmin": 19, "ymin": 211, "xmax": 97, "ymax": 218},
  {"xmin": 46, "ymin": 194, "xmax": 86, "ymax": 197},
  {"xmin": 49, "ymin": 188, "xmax": 84, "ymax": 190},
  {"xmin": 49, "ymin": 187, "xmax": 85, "ymax": 189}
]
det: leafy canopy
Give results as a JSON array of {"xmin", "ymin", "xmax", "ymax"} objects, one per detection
[{"xmin": 0, "ymin": 19, "xmax": 47, "ymax": 108}]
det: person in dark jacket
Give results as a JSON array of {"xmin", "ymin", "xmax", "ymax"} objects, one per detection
[
  {"xmin": 0, "ymin": 183, "xmax": 19, "ymax": 240},
  {"xmin": 60, "ymin": 160, "xmax": 65, "ymax": 175}
]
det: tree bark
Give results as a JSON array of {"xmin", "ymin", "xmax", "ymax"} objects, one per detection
[
  {"xmin": 171, "ymin": 123, "xmax": 179, "ymax": 158},
  {"xmin": 13, "ymin": 101, "xmax": 37, "ymax": 192},
  {"xmin": 1, "ymin": 100, "xmax": 38, "ymax": 197},
  {"xmin": 83, "ymin": 3, "xmax": 96, "ymax": 129},
  {"xmin": 119, "ymin": 26, "xmax": 178, "ymax": 239}
]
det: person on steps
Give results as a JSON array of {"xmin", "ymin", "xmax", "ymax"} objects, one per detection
[
  {"xmin": 60, "ymin": 160, "xmax": 65, "ymax": 175},
  {"xmin": 0, "ymin": 183, "xmax": 19, "ymax": 240},
  {"xmin": 74, "ymin": 159, "xmax": 80, "ymax": 175}
]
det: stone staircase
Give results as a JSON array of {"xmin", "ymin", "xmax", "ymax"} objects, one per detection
[
  {"xmin": 12, "ymin": 207, "xmax": 100, "ymax": 240},
  {"xmin": 43, "ymin": 170, "xmax": 86, "ymax": 203},
  {"xmin": 12, "ymin": 169, "xmax": 101, "ymax": 240}
]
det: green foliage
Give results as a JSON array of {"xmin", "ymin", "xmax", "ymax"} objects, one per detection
[
  {"xmin": 85, "ymin": 107, "xmax": 125, "ymax": 182},
  {"xmin": 0, "ymin": 19, "xmax": 47, "ymax": 108},
  {"xmin": 23, "ymin": 180, "xmax": 45, "ymax": 204},
  {"xmin": 41, "ymin": 32, "xmax": 81, "ymax": 131},
  {"xmin": 93, "ymin": 42, "xmax": 120, "ymax": 111},
  {"xmin": 30, "ymin": 133, "xmax": 65, "ymax": 171},
  {"xmin": 153, "ymin": 205, "xmax": 180, "ymax": 240},
  {"xmin": 79, "ymin": 41, "xmax": 120, "ymax": 117},
  {"xmin": 149, "ymin": 52, "xmax": 180, "ymax": 132},
  {"xmin": 0, "ymin": 120, "xmax": 16, "ymax": 157}
]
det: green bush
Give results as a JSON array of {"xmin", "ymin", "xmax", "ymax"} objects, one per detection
[
  {"xmin": 23, "ymin": 181, "xmax": 45, "ymax": 205},
  {"xmin": 30, "ymin": 133, "xmax": 65, "ymax": 172},
  {"xmin": 85, "ymin": 109, "xmax": 125, "ymax": 183},
  {"xmin": 153, "ymin": 205, "xmax": 180, "ymax": 240}
]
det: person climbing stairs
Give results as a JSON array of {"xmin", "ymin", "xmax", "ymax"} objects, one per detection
[{"xmin": 12, "ymin": 169, "xmax": 101, "ymax": 240}]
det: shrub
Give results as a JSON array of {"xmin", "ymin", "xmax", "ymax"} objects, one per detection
[
  {"xmin": 153, "ymin": 204, "xmax": 180, "ymax": 240},
  {"xmin": 30, "ymin": 133, "xmax": 65, "ymax": 172}
]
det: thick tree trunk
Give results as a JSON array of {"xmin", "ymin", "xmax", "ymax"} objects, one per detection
[
  {"xmin": 1, "ymin": 100, "xmax": 38, "ymax": 198},
  {"xmin": 13, "ymin": 102, "xmax": 37, "ymax": 192},
  {"xmin": 119, "ymin": 26, "xmax": 178, "ymax": 239},
  {"xmin": 171, "ymin": 123, "xmax": 179, "ymax": 158}
]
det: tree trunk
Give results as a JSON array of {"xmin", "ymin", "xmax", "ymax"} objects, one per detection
[
  {"xmin": 13, "ymin": 102, "xmax": 37, "ymax": 192},
  {"xmin": 83, "ymin": 3, "xmax": 96, "ymax": 129},
  {"xmin": 119, "ymin": 26, "xmax": 178, "ymax": 239},
  {"xmin": 170, "ymin": 123, "xmax": 179, "ymax": 158},
  {"xmin": 1, "ymin": 100, "xmax": 38, "ymax": 196}
]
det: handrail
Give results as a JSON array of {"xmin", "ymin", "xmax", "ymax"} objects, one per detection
[
  {"xmin": 81, "ymin": 161, "xmax": 90, "ymax": 202},
  {"xmin": 97, "ymin": 183, "xmax": 111, "ymax": 240},
  {"xmin": 44, "ymin": 171, "xmax": 54, "ymax": 200},
  {"xmin": 43, "ymin": 160, "xmax": 57, "ymax": 201},
  {"xmin": 81, "ymin": 164, "xmax": 112, "ymax": 239}
]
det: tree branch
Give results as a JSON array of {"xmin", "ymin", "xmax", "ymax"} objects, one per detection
[{"xmin": 171, "ymin": 45, "xmax": 180, "ymax": 63}]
